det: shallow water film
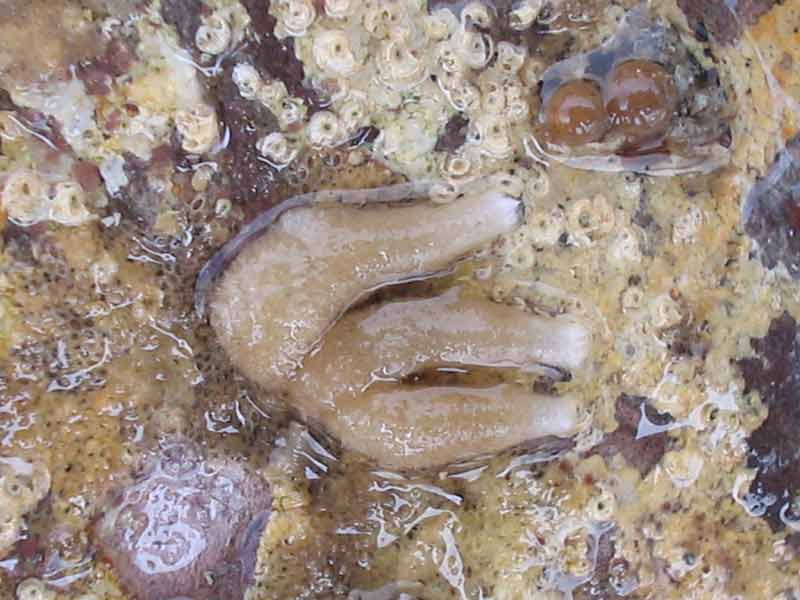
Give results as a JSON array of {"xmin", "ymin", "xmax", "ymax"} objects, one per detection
[{"xmin": 2, "ymin": 0, "xmax": 800, "ymax": 598}]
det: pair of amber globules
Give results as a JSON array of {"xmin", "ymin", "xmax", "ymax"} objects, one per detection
[{"xmin": 543, "ymin": 59, "xmax": 679, "ymax": 148}]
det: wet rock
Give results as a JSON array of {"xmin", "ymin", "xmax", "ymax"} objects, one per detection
[
  {"xmin": 114, "ymin": 151, "xmax": 176, "ymax": 227},
  {"xmin": 573, "ymin": 529, "xmax": 629, "ymax": 600},
  {"xmin": 77, "ymin": 37, "xmax": 136, "ymax": 97},
  {"xmin": 0, "ymin": 88, "xmax": 13, "ymax": 111},
  {"xmin": 736, "ymin": 312, "xmax": 800, "ymax": 532},
  {"xmin": 590, "ymin": 394, "xmax": 673, "ymax": 476},
  {"xmin": 94, "ymin": 440, "xmax": 271, "ymax": 600},
  {"xmin": 743, "ymin": 134, "xmax": 800, "ymax": 279},
  {"xmin": 435, "ymin": 113, "xmax": 469, "ymax": 153},
  {"xmin": 216, "ymin": 68, "xmax": 283, "ymax": 207},
  {"xmin": 677, "ymin": 0, "xmax": 775, "ymax": 46},
  {"xmin": 239, "ymin": 0, "xmax": 320, "ymax": 104},
  {"xmin": 161, "ymin": 0, "xmax": 204, "ymax": 48}
]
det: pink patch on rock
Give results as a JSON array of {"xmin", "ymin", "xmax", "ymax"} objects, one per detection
[{"xmin": 94, "ymin": 441, "xmax": 271, "ymax": 600}]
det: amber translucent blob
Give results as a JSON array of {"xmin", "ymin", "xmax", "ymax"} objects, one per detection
[
  {"xmin": 543, "ymin": 79, "xmax": 608, "ymax": 146},
  {"xmin": 604, "ymin": 59, "xmax": 678, "ymax": 143}
]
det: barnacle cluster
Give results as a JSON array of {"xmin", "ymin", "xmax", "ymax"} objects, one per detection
[{"xmin": 1, "ymin": 170, "xmax": 96, "ymax": 227}]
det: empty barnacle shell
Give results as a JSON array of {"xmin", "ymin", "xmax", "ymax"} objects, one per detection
[
  {"xmin": 175, "ymin": 104, "xmax": 220, "ymax": 155},
  {"xmin": 533, "ymin": 7, "xmax": 734, "ymax": 175},
  {"xmin": 256, "ymin": 132, "xmax": 298, "ymax": 167},
  {"xmin": 232, "ymin": 63, "xmax": 262, "ymax": 100}
]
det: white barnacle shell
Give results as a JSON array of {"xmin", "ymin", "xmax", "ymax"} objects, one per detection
[
  {"xmin": 439, "ymin": 75, "xmax": 480, "ymax": 112},
  {"xmin": 568, "ymin": 194, "xmax": 615, "ymax": 245},
  {"xmin": 257, "ymin": 79, "xmax": 289, "ymax": 107},
  {"xmin": 435, "ymin": 42, "xmax": 463, "ymax": 75},
  {"xmin": 274, "ymin": 0, "xmax": 316, "ymax": 38},
  {"xmin": 425, "ymin": 8, "xmax": 459, "ymax": 41},
  {"xmin": 363, "ymin": 2, "xmax": 406, "ymax": 36},
  {"xmin": 49, "ymin": 181, "xmax": 95, "ymax": 226},
  {"xmin": 506, "ymin": 97, "xmax": 530, "ymax": 122},
  {"xmin": 461, "ymin": 2, "xmax": 493, "ymax": 29},
  {"xmin": 16, "ymin": 578, "xmax": 56, "ymax": 600},
  {"xmin": 338, "ymin": 92, "xmax": 369, "ymax": 134},
  {"xmin": 232, "ymin": 63, "xmax": 263, "ymax": 100},
  {"xmin": 175, "ymin": 105, "xmax": 219, "ymax": 154},
  {"xmin": 276, "ymin": 97, "xmax": 307, "ymax": 130},
  {"xmin": 472, "ymin": 115, "xmax": 513, "ymax": 159},
  {"xmin": 455, "ymin": 29, "xmax": 494, "ymax": 70},
  {"xmin": 529, "ymin": 207, "xmax": 566, "ymax": 246},
  {"xmin": 306, "ymin": 111, "xmax": 342, "ymax": 148},
  {"xmin": 313, "ymin": 30, "xmax": 359, "ymax": 77},
  {"xmin": 509, "ymin": 0, "xmax": 543, "ymax": 30},
  {"xmin": 440, "ymin": 153, "xmax": 473, "ymax": 181},
  {"xmin": 325, "ymin": 0, "xmax": 354, "ymax": 19},
  {"xmin": 257, "ymin": 132, "xmax": 298, "ymax": 167},
  {"xmin": 1, "ymin": 170, "xmax": 47, "ymax": 227},
  {"xmin": 482, "ymin": 80, "xmax": 507, "ymax": 114},
  {"xmin": 377, "ymin": 36, "xmax": 427, "ymax": 91},
  {"xmin": 525, "ymin": 165, "xmax": 550, "ymax": 200},
  {"xmin": 195, "ymin": 13, "xmax": 232, "ymax": 55},
  {"xmin": 496, "ymin": 42, "xmax": 526, "ymax": 74}
]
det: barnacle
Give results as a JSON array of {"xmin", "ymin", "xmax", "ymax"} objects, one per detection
[
  {"xmin": 15, "ymin": 578, "xmax": 55, "ymax": 600},
  {"xmin": 377, "ymin": 36, "xmax": 427, "ymax": 91},
  {"xmin": 256, "ymin": 132, "xmax": 298, "ymax": 167},
  {"xmin": 0, "ymin": 458, "xmax": 50, "ymax": 558},
  {"xmin": 313, "ymin": 29, "xmax": 360, "ymax": 77},
  {"xmin": 232, "ymin": 63, "xmax": 263, "ymax": 100},
  {"xmin": 567, "ymin": 194, "xmax": 615, "ymax": 245},
  {"xmin": 509, "ymin": 0, "xmax": 544, "ymax": 30},
  {"xmin": 496, "ymin": 42, "xmax": 526, "ymax": 74},
  {"xmin": 473, "ymin": 115, "xmax": 514, "ymax": 160},
  {"xmin": 257, "ymin": 79, "xmax": 289, "ymax": 107},
  {"xmin": 0, "ymin": 171, "xmax": 94, "ymax": 227},
  {"xmin": 1, "ymin": 170, "xmax": 47, "ymax": 227},
  {"xmin": 49, "ymin": 181, "xmax": 95, "ymax": 226},
  {"xmin": 195, "ymin": 13, "xmax": 232, "ymax": 55},
  {"xmin": 276, "ymin": 96, "xmax": 307, "ymax": 130},
  {"xmin": 337, "ymin": 92, "xmax": 369, "ymax": 134},
  {"xmin": 454, "ymin": 29, "xmax": 494, "ymax": 70},
  {"xmin": 174, "ymin": 104, "xmax": 219, "ymax": 154},
  {"xmin": 306, "ymin": 111, "xmax": 342, "ymax": 148},
  {"xmin": 272, "ymin": 0, "xmax": 317, "ymax": 38},
  {"xmin": 325, "ymin": 0, "xmax": 354, "ymax": 19}
]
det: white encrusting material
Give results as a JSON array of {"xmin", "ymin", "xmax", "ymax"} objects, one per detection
[
  {"xmin": 289, "ymin": 287, "xmax": 586, "ymax": 469},
  {"xmin": 208, "ymin": 189, "xmax": 523, "ymax": 384}
]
